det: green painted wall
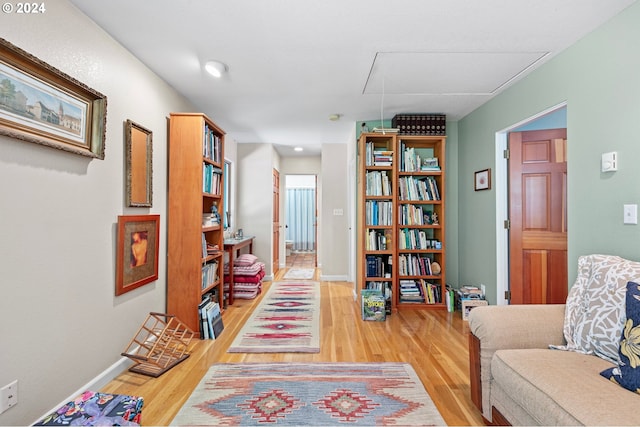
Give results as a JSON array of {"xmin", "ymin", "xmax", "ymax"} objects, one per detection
[{"xmin": 457, "ymin": 2, "xmax": 640, "ymax": 304}]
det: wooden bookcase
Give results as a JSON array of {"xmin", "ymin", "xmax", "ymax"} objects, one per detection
[
  {"xmin": 167, "ymin": 113, "xmax": 225, "ymax": 335},
  {"xmin": 358, "ymin": 134, "xmax": 396, "ymax": 313},
  {"xmin": 357, "ymin": 133, "xmax": 446, "ymax": 312}
]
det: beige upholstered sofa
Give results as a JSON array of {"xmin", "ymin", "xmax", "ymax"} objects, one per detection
[{"xmin": 468, "ymin": 254, "xmax": 640, "ymax": 426}]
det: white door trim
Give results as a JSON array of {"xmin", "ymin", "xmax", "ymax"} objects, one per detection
[{"xmin": 495, "ymin": 101, "xmax": 567, "ymax": 305}]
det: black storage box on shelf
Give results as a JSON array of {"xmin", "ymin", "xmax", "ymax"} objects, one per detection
[{"xmin": 392, "ymin": 114, "xmax": 446, "ymax": 136}]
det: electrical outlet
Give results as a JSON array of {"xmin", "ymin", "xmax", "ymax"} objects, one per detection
[{"xmin": 0, "ymin": 380, "xmax": 18, "ymax": 414}]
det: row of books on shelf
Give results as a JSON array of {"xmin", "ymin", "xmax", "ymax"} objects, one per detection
[
  {"xmin": 203, "ymin": 124, "xmax": 222, "ymax": 163},
  {"xmin": 398, "ymin": 228, "xmax": 441, "ymax": 250},
  {"xmin": 203, "ymin": 163, "xmax": 222, "ymax": 194},
  {"xmin": 365, "ymin": 200, "xmax": 392, "ymax": 226},
  {"xmin": 202, "ymin": 260, "xmax": 219, "ymax": 291},
  {"xmin": 198, "ymin": 292, "xmax": 224, "ymax": 339},
  {"xmin": 392, "ymin": 114, "xmax": 446, "ymax": 136},
  {"xmin": 365, "ymin": 141, "xmax": 394, "ymax": 167},
  {"xmin": 365, "ymin": 171, "xmax": 392, "ymax": 196},
  {"xmin": 400, "ymin": 147, "xmax": 440, "ymax": 172},
  {"xmin": 201, "ymin": 233, "xmax": 221, "ymax": 258},
  {"xmin": 365, "ymin": 281, "xmax": 393, "ymax": 301},
  {"xmin": 398, "ymin": 175, "xmax": 440, "ymax": 201},
  {"xmin": 399, "ymin": 279, "xmax": 442, "ymax": 304},
  {"xmin": 365, "ymin": 255, "xmax": 392, "ymax": 278},
  {"xmin": 366, "ymin": 228, "xmax": 392, "ymax": 251},
  {"xmin": 398, "ymin": 253, "xmax": 437, "ymax": 276},
  {"xmin": 398, "ymin": 204, "xmax": 436, "ymax": 226}
]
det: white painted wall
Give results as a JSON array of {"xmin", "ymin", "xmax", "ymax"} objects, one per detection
[
  {"xmin": 0, "ymin": 2, "xmax": 196, "ymax": 424},
  {"xmin": 320, "ymin": 144, "xmax": 349, "ymax": 280},
  {"xmin": 236, "ymin": 143, "xmax": 275, "ymax": 276}
]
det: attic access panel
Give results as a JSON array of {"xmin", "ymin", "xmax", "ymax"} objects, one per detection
[{"xmin": 364, "ymin": 51, "xmax": 548, "ymax": 95}]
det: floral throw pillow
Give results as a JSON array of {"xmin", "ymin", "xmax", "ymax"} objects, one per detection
[
  {"xmin": 600, "ymin": 281, "xmax": 640, "ymax": 394},
  {"xmin": 553, "ymin": 254, "xmax": 640, "ymax": 364}
]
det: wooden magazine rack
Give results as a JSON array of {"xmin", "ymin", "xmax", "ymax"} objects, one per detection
[{"xmin": 121, "ymin": 312, "xmax": 195, "ymax": 377}]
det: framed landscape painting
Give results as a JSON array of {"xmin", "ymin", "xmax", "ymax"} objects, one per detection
[
  {"xmin": 116, "ymin": 215, "xmax": 160, "ymax": 296},
  {"xmin": 0, "ymin": 37, "xmax": 107, "ymax": 159}
]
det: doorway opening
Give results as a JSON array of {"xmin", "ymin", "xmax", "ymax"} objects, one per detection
[
  {"xmin": 495, "ymin": 102, "xmax": 567, "ymax": 305},
  {"xmin": 285, "ymin": 174, "xmax": 317, "ymax": 268}
]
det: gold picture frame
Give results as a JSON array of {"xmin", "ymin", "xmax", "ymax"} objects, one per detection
[
  {"xmin": 125, "ymin": 120, "xmax": 153, "ymax": 207},
  {"xmin": 0, "ymin": 37, "xmax": 107, "ymax": 159},
  {"xmin": 474, "ymin": 168, "xmax": 491, "ymax": 191},
  {"xmin": 116, "ymin": 215, "xmax": 160, "ymax": 296}
]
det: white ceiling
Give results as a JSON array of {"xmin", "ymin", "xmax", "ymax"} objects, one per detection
[{"xmin": 69, "ymin": 0, "xmax": 636, "ymax": 156}]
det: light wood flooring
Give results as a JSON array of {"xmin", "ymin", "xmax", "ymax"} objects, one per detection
[
  {"xmin": 285, "ymin": 251, "xmax": 316, "ymax": 268},
  {"xmin": 102, "ymin": 269, "xmax": 484, "ymax": 426}
]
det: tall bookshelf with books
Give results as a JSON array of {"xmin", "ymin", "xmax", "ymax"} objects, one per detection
[
  {"xmin": 358, "ymin": 134, "xmax": 395, "ymax": 313},
  {"xmin": 167, "ymin": 113, "xmax": 225, "ymax": 335},
  {"xmin": 357, "ymin": 133, "xmax": 446, "ymax": 312}
]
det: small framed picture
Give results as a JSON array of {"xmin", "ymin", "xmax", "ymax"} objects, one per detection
[
  {"xmin": 116, "ymin": 214, "xmax": 160, "ymax": 295},
  {"xmin": 474, "ymin": 169, "xmax": 491, "ymax": 191}
]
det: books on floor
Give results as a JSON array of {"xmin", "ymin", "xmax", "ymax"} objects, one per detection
[
  {"xmin": 361, "ymin": 289, "xmax": 386, "ymax": 321},
  {"xmin": 198, "ymin": 294, "xmax": 224, "ymax": 339}
]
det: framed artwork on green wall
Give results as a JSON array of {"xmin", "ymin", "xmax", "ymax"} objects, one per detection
[{"xmin": 475, "ymin": 168, "xmax": 491, "ymax": 191}]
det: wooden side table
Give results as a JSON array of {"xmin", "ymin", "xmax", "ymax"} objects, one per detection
[{"xmin": 223, "ymin": 236, "xmax": 255, "ymax": 305}]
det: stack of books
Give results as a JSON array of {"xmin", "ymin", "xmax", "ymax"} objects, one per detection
[
  {"xmin": 399, "ymin": 279, "xmax": 423, "ymax": 303},
  {"xmin": 421, "ymin": 157, "xmax": 440, "ymax": 171},
  {"xmin": 373, "ymin": 150, "xmax": 393, "ymax": 166},
  {"xmin": 202, "ymin": 213, "xmax": 219, "ymax": 227},
  {"xmin": 201, "ymin": 260, "xmax": 218, "ymax": 291},
  {"xmin": 198, "ymin": 294, "xmax": 224, "ymax": 339}
]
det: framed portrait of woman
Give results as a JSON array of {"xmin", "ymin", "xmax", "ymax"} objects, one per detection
[{"xmin": 116, "ymin": 214, "xmax": 160, "ymax": 295}]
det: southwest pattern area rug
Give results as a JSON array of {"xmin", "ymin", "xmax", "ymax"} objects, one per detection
[
  {"xmin": 283, "ymin": 268, "xmax": 315, "ymax": 280},
  {"xmin": 171, "ymin": 362, "xmax": 446, "ymax": 426},
  {"xmin": 228, "ymin": 281, "xmax": 320, "ymax": 353}
]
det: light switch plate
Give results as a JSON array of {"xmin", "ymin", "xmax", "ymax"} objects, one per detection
[
  {"xmin": 624, "ymin": 204, "xmax": 637, "ymax": 224},
  {"xmin": 602, "ymin": 152, "xmax": 618, "ymax": 172}
]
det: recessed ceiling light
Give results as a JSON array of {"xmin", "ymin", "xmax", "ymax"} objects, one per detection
[
  {"xmin": 329, "ymin": 114, "xmax": 341, "ymax": 121},
  {"xmin": 294, "ymin": 147, "xmax": 303, "ymax": 152},
  {"xmin": 204, "ymin": 60, "xmax": 228, "ymax": 78}
]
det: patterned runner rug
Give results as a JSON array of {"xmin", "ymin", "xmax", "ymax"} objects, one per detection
[
  {"xmin": 171, "ymin": 362, "xmax": 446, "ymax": 426},
  {"xmin": 283, "ymin": 268, "xmax": 315, "ymax": 280},
  {"xmin": 228, "ymin": 281, "xmax": 320, "ymax": 353}
]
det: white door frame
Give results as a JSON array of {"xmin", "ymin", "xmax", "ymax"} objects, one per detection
[
  {"xmin": 494, "ymin": 101, "xmax": 567, "ymax": 305},
  {"xmin": 348, "ymin": 156, "xmax": 357, "ymax": 294}
]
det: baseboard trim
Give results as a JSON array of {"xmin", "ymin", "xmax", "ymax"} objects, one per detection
[
  {"xmin": 320, "ymin": 274, "xmax": 348, "ymax": 282},
  {"xmin": 32, "ymin": 356, "xmax": 133, "ymax": 425}
]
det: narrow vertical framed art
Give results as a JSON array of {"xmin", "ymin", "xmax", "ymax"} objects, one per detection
[{"xmin": 125, "ymin": 120, "xmax": 153, "ymax": 207}]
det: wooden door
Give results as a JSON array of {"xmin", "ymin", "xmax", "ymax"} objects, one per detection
[
  {"xmin": 509, "ymin": 129, "xmax": 567, "ymax": 304},
  {"xmin": 272, "ymin": 168, "xmax": 280, "ymax": 275}
]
